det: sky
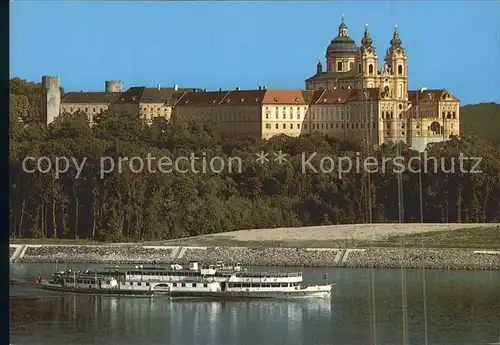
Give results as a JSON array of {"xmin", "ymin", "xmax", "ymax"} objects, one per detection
[{"xmin": 10, "ymin": 0, "xmax": 500, "ymax": 105}]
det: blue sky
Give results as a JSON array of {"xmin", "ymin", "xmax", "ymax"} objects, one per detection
[{"xmin": 10, "ymin": 1, "xmax": 500, "ymax": 105}]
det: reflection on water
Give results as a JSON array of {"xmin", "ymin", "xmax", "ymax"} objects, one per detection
[
  {"xmin": 10, "ymin": 264, "xmax": 500, "ymax": 345},
  {"xmin": 10, "ymin": 295, "xmax": 331, "ymax": 345}
]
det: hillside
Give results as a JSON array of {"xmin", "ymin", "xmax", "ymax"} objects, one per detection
[{"xmin": 460, "ymin": 102, "xmax": 500, "ymax": 143}]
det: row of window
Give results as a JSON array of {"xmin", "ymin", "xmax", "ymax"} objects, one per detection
[
  {"xmin": 266, "ymin": 113, "xmax": 304, "ymax": 120},
  {"xmin": 62, "ymin": 107, "xmax": 106, "ymax": 113},
  {"xmin": 229, "ymin": 282, "xmax": 298, "ymax": 288},
  {"xmin": 265, "ymin": 106, "xmax": 308, "ymax": 111},
  {"xmin": 264, "ymin": 123, "xmax": 378, "ymax": 130}
]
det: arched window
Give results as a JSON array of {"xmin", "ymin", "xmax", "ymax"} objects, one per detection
[
  {"xmin": 368, "ymin": 64, "xmax": 374, "ymax": 75},
  {"xmin": 398, "ymin": 84, "xmax": 403, "ymax": 98},
  {"xmin": 398, "ymin": 65, "xmax": 403, "ymax": 75}
]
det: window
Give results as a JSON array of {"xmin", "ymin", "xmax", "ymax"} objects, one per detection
[
  {"xmin": 453, "ymin": 112, "xmax": 456, "ymax": 119},
  {"xmin": 398, "ymin": 65, "xmax": 403, "ymax": 75},
  {"xmin": 173, "ymin": 283, "xmax": 177, "ymax": 287},
  {"xmin": 296, "ymin": 113, "xmax": 300, "ymax": 119},
  {"xmin": 297, "ymin": 124, "xmax": 301, "ymax": 129},
  {"xmin": 369, "ymin": 64, "xmax": 374, "ymax": 75},
  {"xmin": 181, "ymin": 283, "xmax": 186, "ymax": 287},
  {"xmin": 146, "ymin": 282, "xmax": 150, "ymax": 286},
  {"xmin": 275, "ymin": 124, "xmax": 278, "ymax": 129},
  {"xmin": 265, "ymin": 114, "xmax": 269, "ymax": 119},
  {"xmin": 337, "ymin": 62, "xmax": 342, "ymax": 71},
  {"xmin": 402, "ymin": 132, "xmax": 405, "ymax": 136},
  {"xmin": 398, "ymin": 84, "xmax": 403, "ymax": 98},
  {"xmin": 192, "ymin": 283, "xmax": 197, "ymax": 287},
  {"xmin": 265, "ymin": 123, "xmax": 271, "ymax": 129},
  {"xmin": 350, "ymin": 62, "xmax": 354, "ymax": 70},
  {"xmin": 283, "ymin": 124, "xmax": 286, "ymax": 129},
  {"xmin": 203, "ymin": 283, "xmax": 207, "ymax": 288},
  {"xmin": 447, "ymin": 112, "xmax": 452, "ymax": 119},
  {"xmin": 312, "ymin": 124, "xmax": 315, "ymax": 129},
  {"xmin": 289, "ymin": 124, "xmax": 293, "ymax": 129},
  {"xmin": 70, "ymin": 107, "xmax": 73, "ymax": 112},
  {"xmin": 283, "ymin": 113, "xmax": 286, "ymax": 119}
]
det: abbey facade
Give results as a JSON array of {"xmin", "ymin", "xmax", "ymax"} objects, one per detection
[
  {"xmin": 41, "ymin": 16, "xmax": 459, "ymax": 152},
  {"xmin": 305, "ymin": 16, "xmax": 460, "ymax": 151}
]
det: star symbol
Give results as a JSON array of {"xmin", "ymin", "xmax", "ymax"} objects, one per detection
[
  {"xmin": 273, "ymin": 151, "xmax": 288, "ymax": 165},
  {"xmin": 255, "ymin": 151, "xmax": 269, "ymax": 165}
]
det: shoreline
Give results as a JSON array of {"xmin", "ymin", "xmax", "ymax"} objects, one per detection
[{"xmin": 9, "ymin": 244, "xmax": 500, "ymax": 270}]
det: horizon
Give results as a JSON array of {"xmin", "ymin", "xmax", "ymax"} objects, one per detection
[{"xmin": 10, "ymin": 1, "xmax": 500, "ymax": 106}]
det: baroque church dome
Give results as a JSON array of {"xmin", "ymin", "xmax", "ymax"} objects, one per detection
[{"xmin": 326, "ymin": 15, "xmax": 359, "ymax": 54}]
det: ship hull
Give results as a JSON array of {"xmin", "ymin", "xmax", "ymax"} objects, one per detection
[{"xmin": 38, "ymin": 281, "xmax": 333, "ymax": 299}]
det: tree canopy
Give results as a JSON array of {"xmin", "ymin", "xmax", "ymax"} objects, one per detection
[{"xmin": 9, "ymin": 78, "xmax": 500, "ymax": 242}]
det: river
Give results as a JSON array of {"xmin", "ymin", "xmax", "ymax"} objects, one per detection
[{"xmin": 9, "ymin": 264, "xmax": 500, "ymax": 345}]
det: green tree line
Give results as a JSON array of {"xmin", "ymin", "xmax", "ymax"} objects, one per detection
[{"xmin": 9, "ymin": 78, "xmax": 500, "ymax": 242}]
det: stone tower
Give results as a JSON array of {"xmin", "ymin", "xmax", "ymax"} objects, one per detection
[
  {"xmin": 105, "ymin": 80, "xmax": 123, "ymax": 92},
  {"xmin": 41, "ymin": 76, "xmax": 61, "ymax": 126},
  {"xmin": 384, "ymin": 25, "xmax": 408, "ymax": 103},
  {"xmin": 359, "ymin": 24, "xmax": 379, "ymax": 89}
]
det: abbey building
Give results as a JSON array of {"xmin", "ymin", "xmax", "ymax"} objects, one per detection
[
  {"xmin": 41, "ymin": 16, "xmax": 459, "ymax": 152},
  {"xmin": 304, "ymin": 16, "xmax": 460, "ymax": 151}
]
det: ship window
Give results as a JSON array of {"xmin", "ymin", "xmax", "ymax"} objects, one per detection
[
  {"xmin": 280, "ymin": 283, "xmax": 287, "ymax": 287},
  {"xmin": 181, "ymin": 283, "xmax": 186, "ymax": 287},
  {"xmin": 89, "ymin": 285, "xmax": 92, "ymax": 289},
  {"xmin": 138, "ymin": 282, "xmax": 142, "ymax": 286},
  {"xmin": 203, "ymin": 283, "xmax": 207, "ymax": 288},
  {"xmin": 173, "ymin": 283, "xmax": 177, "ymax": 287},
  {"xmin": 192, "ymin": 283, "xmax": 197, "ymax": 287},
  {"xmin": 146, "ymin": 282, "xmax": 150, "ymax": 286}
]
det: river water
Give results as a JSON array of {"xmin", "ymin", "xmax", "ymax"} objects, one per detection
[{"xmin": 9, "ymin": 264, "xmax": 500, "ymax": 345}]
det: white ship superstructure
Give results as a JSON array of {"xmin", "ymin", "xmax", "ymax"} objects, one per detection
[{"xmin": 36, "ymin": 261, "xmax": 335, "ymax": 299}]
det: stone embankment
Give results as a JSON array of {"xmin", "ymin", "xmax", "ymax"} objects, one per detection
[{"xmin": 10, "ymin": 244, "xmax": 500, "ymax": 270}]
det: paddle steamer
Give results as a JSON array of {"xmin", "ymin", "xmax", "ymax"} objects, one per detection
[{"xmin": 36, "ymin": 261, "xmax": 334, "ymax": 298}]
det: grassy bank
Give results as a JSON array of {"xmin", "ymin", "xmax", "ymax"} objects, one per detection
[
  {"xmin": 155, "ymin": 226, "xmax": 500, "ymax": 249},
  {"xmin": 9, "ymin": 238, "xmax": 102, "ymax": 245},
  {"xmin": 9, "ymin": 226, "xmax": 500, "ymax": 249}
]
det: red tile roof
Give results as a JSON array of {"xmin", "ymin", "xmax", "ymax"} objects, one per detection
[{"xmin": 262, "ymin": 89, "xmax": 308, "ymax": 104}]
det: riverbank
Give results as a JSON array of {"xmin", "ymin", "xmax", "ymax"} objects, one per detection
[
  {"xmin": 10, "ymin": 224, "xmax": 500, "ymax": 269},
  {"xmin": 10, "ymin": 244, "xmax": 500, "ymax": 269}
]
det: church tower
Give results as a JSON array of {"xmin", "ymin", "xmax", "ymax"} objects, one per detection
[
  {"xmin": 359, "ymin": 24, "xmax": 378, "ymax": 89},
  {"xmin": 384, "ymin": 25, "xmax": 408, "ymax": 102}
]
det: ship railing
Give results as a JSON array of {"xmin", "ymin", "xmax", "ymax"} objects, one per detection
[{"xmin": 235, "ymin": 272, "xmax": 302, "ymax": 278}]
